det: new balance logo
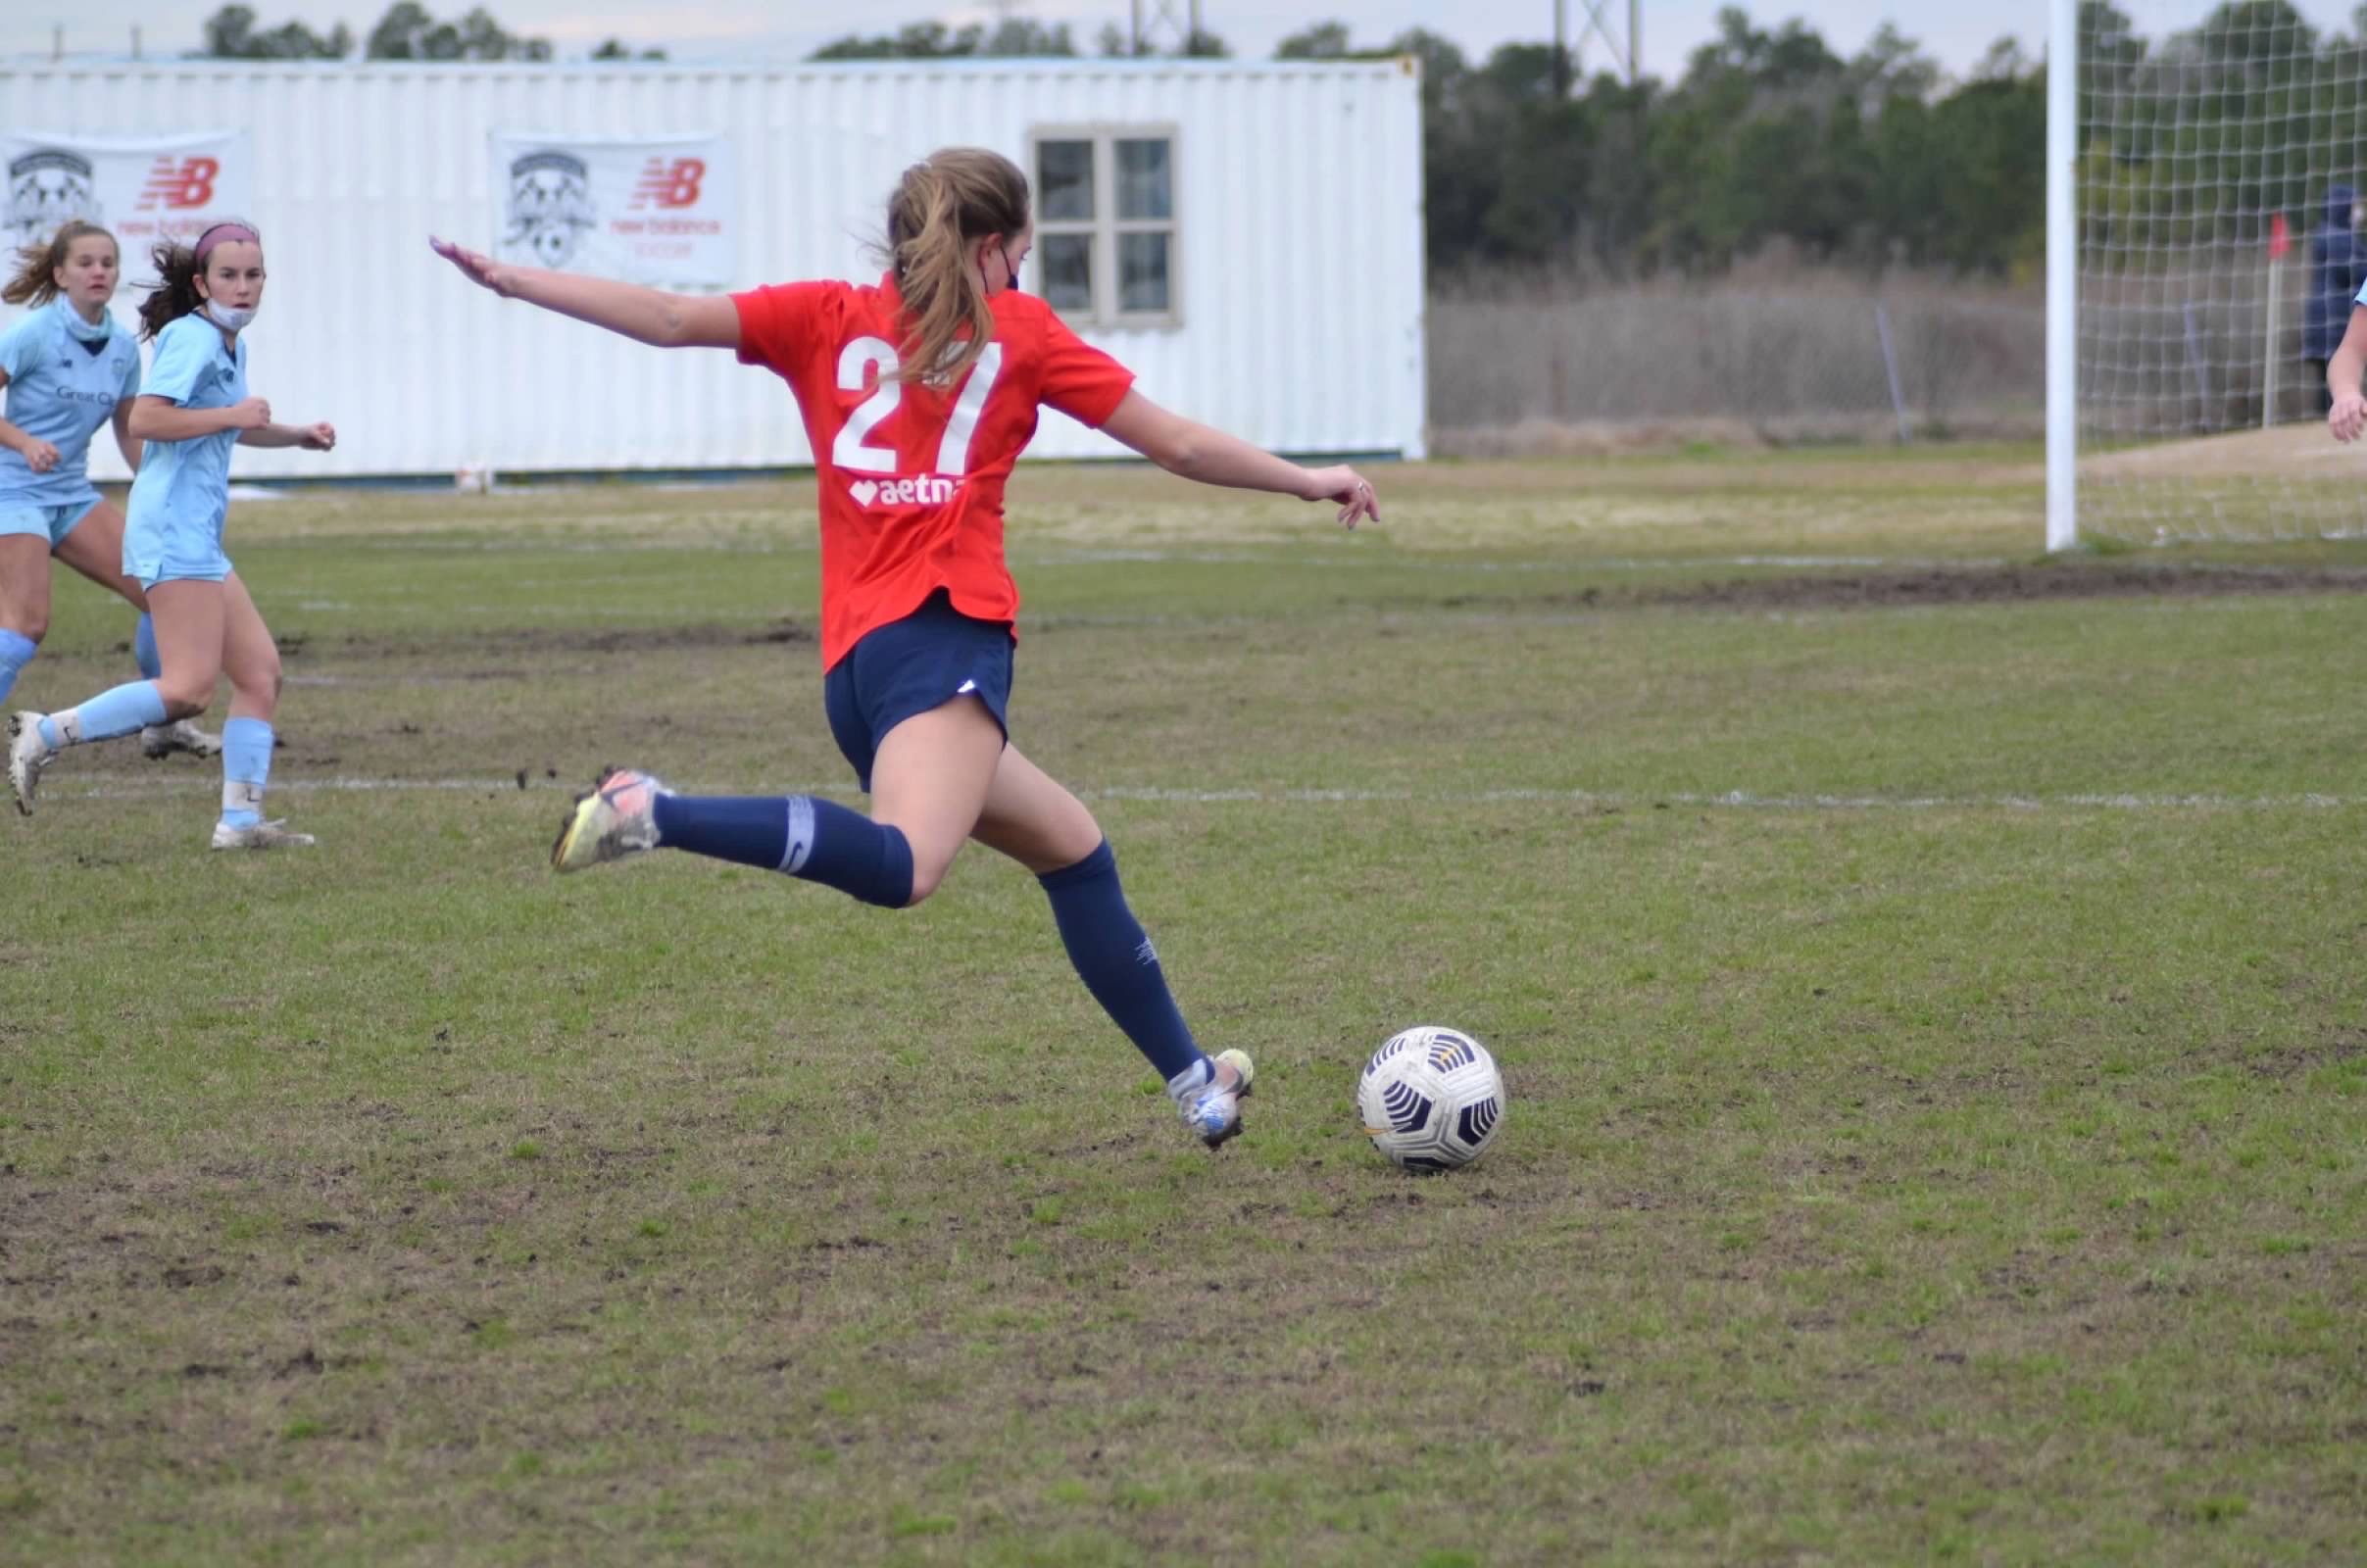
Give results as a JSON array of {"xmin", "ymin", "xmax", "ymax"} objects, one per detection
[
  {"xmin": 847, "ymin": 475, "xmax": 955, "ymax": 509},
  {"xmin": 136, "ymin": 157, "xmax": 220, "ymax": 211},
  {"xmin": 628, "ymin": 157, "xmax": 705, "ymax": 210}
]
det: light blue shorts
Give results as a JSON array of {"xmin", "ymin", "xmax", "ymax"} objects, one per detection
[
  {"xmin": 0, "ymin": 497, "xmax": 102, "ymax": 549},
  {"xmin": 123, "ymin": 513, "xmax": 231, "ymax": 589}
]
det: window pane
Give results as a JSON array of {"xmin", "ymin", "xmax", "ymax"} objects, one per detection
[
  {"xmin": 1036, "ymin": 140, "xmax": 1095, "ymax": 221},
  {"xmin": 1118, "ymin": 231, "xmax": 1170, "ymax": 315},
  {"xmin": 1040, "ymin": 232, "xmax": 1093, "ymax": 313},
  {"xmin": 1115, "ymin": 138, "xmax": 1172, "ymax": 220}
]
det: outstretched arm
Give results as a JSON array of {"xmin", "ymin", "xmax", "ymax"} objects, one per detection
[
  {"xmin": 1099, "ymin": 389, "xmax": 1380, "ymax": 527},
  {"xmin": 238, "ymin": 420, "xmax": 335, "ymax": 451},
  {"xmin": 128, "ymin": 394, "xmax": 270, "ymax": 442},
  {"xmin": 429, "ymin": 236, "xmax": 741, "ymax": 350},
  {"xmin": 2330, "ymin": 306, "xmax": 2367, "ymax": 441}
]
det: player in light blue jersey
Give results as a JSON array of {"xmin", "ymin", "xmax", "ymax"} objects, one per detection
[
  {"xmin": 7, "ymin": 221, "xmax": 337, "ymax": 847},
  {"xmin": 0, "ymin": 220, "xmax": 218, "ymax": 760}
]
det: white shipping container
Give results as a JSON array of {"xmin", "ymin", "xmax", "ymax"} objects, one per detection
[{"xmin": 0, "ymin": 57, "xmax": 1426, "ymax": 481}]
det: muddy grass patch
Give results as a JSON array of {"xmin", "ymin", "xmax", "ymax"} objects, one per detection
[{"xmin": 1440, "ymin": 562, "xmax": 2367, "ymax": 614}]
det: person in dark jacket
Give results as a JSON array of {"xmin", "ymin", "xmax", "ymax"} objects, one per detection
[{"xmin": 2302, "ymin": 184, "xmax": 2363, "ymax": 414}]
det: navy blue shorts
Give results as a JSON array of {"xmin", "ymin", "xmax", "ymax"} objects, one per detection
[{"xmin": 823, "ymin": 589, "xmax": 1014, "ymax": 792}]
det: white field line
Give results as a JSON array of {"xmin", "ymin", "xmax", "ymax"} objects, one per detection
[{"xmin": 41, "ymin": 776, "xmax": 2365, "ymax": 811}]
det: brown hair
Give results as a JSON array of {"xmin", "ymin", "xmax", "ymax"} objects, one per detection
[
  {"xmin": 1, "ymin": 220, "xmax": 118, "ymax": 308},
  {"xmin": 884, "ymin": 148, "xmax": 1030, "ymax": 385},
  {"xmin": 137, "ymin": 219, "xmax": 263, "ymax": 342}
]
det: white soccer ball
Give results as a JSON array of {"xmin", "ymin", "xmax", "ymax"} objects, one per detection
[{"xmin": 1356, "ymin": 1025, "xmax": 1505, "ymax": 1172}]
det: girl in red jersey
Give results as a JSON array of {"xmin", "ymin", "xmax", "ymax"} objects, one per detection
[{"xmin": 430, "ymin": 147, "xmax": 1378, "ymax": 1147}]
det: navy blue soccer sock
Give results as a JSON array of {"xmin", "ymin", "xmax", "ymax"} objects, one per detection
[
  {"xmin": 650, "ymin": 792, "xmax": 913, "ymax": 908},
  {"xmin": 1038, "ymin": 841, "xmax": 1209, "ymax": 1087}
]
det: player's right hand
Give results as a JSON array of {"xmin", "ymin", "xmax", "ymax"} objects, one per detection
[
  {"xmin": 2333, "ymin": 391, "xmax": 2367, "ymax": 443},
  {"xmin": 19, "ymin": 439, "xmax": 60, "ymax": 473},
  {"xmin": 230, "ymin": 397, "xmax": 272, "ymax": 430},
  {"xmin": 1305, "ymin": 465, "xmax": 1380, "ymax": 528},
  {"xmin": 430, "ymin": 236, "xmax": 515, "ymax": 298}
]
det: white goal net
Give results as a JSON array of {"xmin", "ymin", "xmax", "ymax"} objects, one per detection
[{"xmin": 2056, "ymin": 0, "xmax": 2367, "ymax": 542}]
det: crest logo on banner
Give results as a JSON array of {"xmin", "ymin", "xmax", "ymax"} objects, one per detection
[
  {"xmin": 504, "ymin": 149, "xmax": 597, "ymax": 269},
  {"xmin": 3, "ymin": 133, "xmax": 251, "ymax": 253},
  {"xmin": 6, "ymin": 148, "xmax": 102, "ymax": 247}
]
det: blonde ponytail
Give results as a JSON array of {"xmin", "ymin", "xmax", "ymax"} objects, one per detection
[{"xmin": 884, "ymin": 149, "xmax": 1031, "ymax": 386}]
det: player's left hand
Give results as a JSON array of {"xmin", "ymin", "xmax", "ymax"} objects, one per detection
[
  {"xmin": 429, "ymin": 236, "xmax": 516, "ymax": 298},
  {"xmin": 1306, "ymin": 466, "xmax": 1380, "ymax": 528},
  {"xmin": 300, "ymin": 422, "xmax": 336, "ymax": 451}
]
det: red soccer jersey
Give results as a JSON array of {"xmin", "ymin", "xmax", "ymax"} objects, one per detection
[{"xmin": 732, "ymin": 272, "xmax": 1136, "ymax": 668}]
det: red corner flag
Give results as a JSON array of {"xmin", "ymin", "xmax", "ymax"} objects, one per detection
[{"xmin": 2269, "ymin": 212, "xmax": 2292, "ymax": 259}]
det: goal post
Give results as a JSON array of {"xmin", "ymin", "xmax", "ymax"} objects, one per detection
[
  {"xmin": 2047, "ymin": 0, "xmax": 2367, "ymax": 546},
  {"xmin": 2047, "ymin": 0, "xmax": 2079, "ymax": 552}
]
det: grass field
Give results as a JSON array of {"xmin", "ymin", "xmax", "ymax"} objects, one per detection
[{"xmin": 3, "ymin": 446, "xmax": 2364, "ymax": 1564}]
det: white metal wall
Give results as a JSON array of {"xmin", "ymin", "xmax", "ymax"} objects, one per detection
[{"xmin": 0, "ymin": 57, "xmax": 1427, "ymax": 481}]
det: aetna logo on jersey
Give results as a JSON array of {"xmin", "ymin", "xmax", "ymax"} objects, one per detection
[{"xmin": 848, "ymin": 475, "xmax": 957, "ymax": 510}]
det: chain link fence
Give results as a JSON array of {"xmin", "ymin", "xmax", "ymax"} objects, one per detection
[{"xmin": 1428, "ymin": 267, "xmax": 2045, "ymax": 456}]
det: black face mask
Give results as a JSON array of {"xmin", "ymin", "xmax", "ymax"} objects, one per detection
[{"xmin": 1001, "ymin": 245, "xmax": 1023, "ymax": 295}]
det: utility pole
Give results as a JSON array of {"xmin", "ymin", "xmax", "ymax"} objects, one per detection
[
  {"xmin": 1563, "ymin": 0, "xmax": 1641, "ymax": 88},
  {"xmin": 1132, "ymin": 0, "xmax": 1201, "ymax": 55}
]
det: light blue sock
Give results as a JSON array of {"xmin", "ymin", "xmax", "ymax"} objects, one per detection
[
  {"xmin": 37, "ymin": 679, "xmax": 168, "ymax": 750},
  {"xmin": 0, "ymin": 628, "xmax": 34, "ymax": 707},
  {"xmin": 219, "ymin": 716, "xmax": 273, "ymax": 829},
  {"xmin": 133, "ymin": 613, "xmax": 161, "ymax": 680}
]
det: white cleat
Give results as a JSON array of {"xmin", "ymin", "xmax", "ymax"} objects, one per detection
[
  {"xmin": 550, "ymin": 766, "xmax": 668, "ymax": 873},
  {"xmin": 8, "ymin": 710, "xmax": 57, "ymax": 817},
  {"xmin": 141, "ymin": 719, "xmax": 222, "ymax": 760},
  {"xmin": 1180, "ymin": 1049, "xmax": 1257, "ymax": 1149},
  {"xmin": 210, "ymin": 817, "xmax": 317, "ymax": 851}
]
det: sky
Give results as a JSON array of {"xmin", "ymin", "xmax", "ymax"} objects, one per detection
[{"xmin": 6, "ymin": 0, "xmax": 2364, "ymax": 79}]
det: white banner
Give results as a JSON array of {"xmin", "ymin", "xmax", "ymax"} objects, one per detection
[
  {"xmin": 3, "ymin": 131, "xmax": 254, "ymax": 253},
  {"xmin": 489, "ymin": 133, "xmax": 735, "ymax": 288}
]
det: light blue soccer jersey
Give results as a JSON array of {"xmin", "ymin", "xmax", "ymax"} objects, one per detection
[
  {"xmin": 0, "ymin": 299, "xmax": 142, "ymax": 508},
  {"xmin": 124, "ymin": 313, "xmax": 246, "ymax": 564}
]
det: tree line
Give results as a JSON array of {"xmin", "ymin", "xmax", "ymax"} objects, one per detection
[
  {"xmin": 193, "ymin": 3, "xmax": 659, "ymax": 64},
  {"xmin": 2077, "ymin": 0, "xmax": 2367, "ymax": 256},
  {"xmin": 190, "ymin": 3, "xmax": 2173, "ymax": 277}
]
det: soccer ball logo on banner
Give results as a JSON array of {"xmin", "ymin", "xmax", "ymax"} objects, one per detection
[
  {"xmin": 504, "ymin": 150, "xmax": 596, "ymax": 269},
  {"xmin": 6, "ymin": 148, "xmax": 103, "ymax": 249}
]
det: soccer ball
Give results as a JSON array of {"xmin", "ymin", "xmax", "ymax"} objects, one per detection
[{"xmin": 1356, "ymin": 1026, "xmax": 1505, "ymax": 1172}]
